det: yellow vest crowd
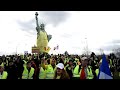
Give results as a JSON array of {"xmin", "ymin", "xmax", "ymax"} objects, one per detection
[{"xmin": 0, "ymin": 52, "xmax": 119, "ymax": 79}]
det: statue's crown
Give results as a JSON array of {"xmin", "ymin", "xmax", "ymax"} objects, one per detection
[{"xmin": 40, "ymin": 23, "xmax": 45, "ymax": 27}]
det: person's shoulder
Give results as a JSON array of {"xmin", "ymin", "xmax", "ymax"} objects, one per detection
[
  {"xmin": 64, "ymin": 71, "xmax": 70, "ymax": 79},
  {"xmin": 75, "ymin": 65, "xmax": 79, "ymax": 68},
  {"xmin": 3, "ymin": 71, "xmax": 8, "ymax": 74},
  {"xmin": 88, "ymin": 65, "xmax": 91, "ymax": 68},
  {"xmin": 65, "ymin": 66, "xmax": 69, "ymax": 70},
  {"xmin": 47, "ymin": 64, "xmax": 52, "ymax": 67},
  {"xmin": 87, "ymin": 65, "xmax": 92, "ymax": 69},
  {"xmin": 31, "ymin": 67, "xmax": 35, "ymax": 70}
]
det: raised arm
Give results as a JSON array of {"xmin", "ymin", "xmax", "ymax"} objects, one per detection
[
  {"xmin": 35, "ymin": 12, "xmax": 39, "ymax": 28},
  {"xmin": 35, "ymin": 12, "xmax": 40, "ymax": 32}
]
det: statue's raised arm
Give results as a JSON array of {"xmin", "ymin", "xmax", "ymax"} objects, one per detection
[{"xmin": 35, "ymin": 12, "xmax": 40, "ymax": 33}]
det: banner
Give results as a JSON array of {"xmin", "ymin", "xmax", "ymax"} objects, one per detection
[{"xmin": 32, "ymin": 47, "xmax": 40, "ymax": 53}]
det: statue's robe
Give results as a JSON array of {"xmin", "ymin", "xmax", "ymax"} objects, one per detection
[{"xmin": 37, "ymin": 30, "xmax": 48, "ymax": 53}]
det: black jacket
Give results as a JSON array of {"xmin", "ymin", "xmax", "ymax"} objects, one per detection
[
  {"xmin": 14, "ymin": 60, "xmax": 24, "ymax": 79},
  {"xmin": 6, "ymin": 65, "xmax": 18, "ymax": 79},
  {"xmin": 66, "ymin": 66, "xmax": 74, "ymax": 79}
]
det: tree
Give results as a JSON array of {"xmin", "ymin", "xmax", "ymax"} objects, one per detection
[
  {"xmin": 112, "ymin": 48, "xmax": 120, "ymax": 58},
  {"xmin": 64, "ymin": 51, "xmax": 69, "ymax": 55}
]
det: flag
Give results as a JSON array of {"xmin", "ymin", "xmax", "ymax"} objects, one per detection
[
  {"xmin": 53, "ymin": 47, "xmax": 56, "ymax": 50},
  {"xmin": 56, "ymin": 45, "xmax": 59, "ymax": 49},
  {"xmin": 98, "ymin": 54, "xmax": 113, "ymax": 79},
  {"xmin": 53, "ymin": 45, "xmax": 59, "ymax": 50}
]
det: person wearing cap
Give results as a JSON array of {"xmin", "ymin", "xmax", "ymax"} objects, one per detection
[
  {"xmin": 73, "ymin": 57, "xmax": 93, "ymax": 79},
  {"xmin": 54, "ymin": 63, "xmax": 70, "ymax": 79},
  {"xmin": 22, "ymin": 61, "xmax": 35, "ymax": 79},
  {"xmin": 0, "ymin": 65, "xmax": 8, "ymax": 79},
  {"xmin": 45, "ymin": 58, "xmax": 56, "ymax": 79}
]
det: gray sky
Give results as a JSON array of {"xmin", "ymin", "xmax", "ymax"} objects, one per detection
[{"xmin": 0, "ymin": 11, "xmax": 120, "ymax": 55}]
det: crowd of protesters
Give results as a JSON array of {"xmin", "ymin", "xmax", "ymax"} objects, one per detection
[{"xmin": 0, "ymin": 52, "xmax": 120, "ymax": 79}]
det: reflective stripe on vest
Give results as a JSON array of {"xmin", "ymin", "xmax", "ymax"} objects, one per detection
[
  {"xmin": 0, "ymin": 71, "xmax": 8, "ymax": 79},
  {"xmin": 22, "ymin": 66, "xmax": 34, "ymax": 79}
]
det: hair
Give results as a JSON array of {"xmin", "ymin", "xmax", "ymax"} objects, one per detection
[
  {"xmin": 53, "ymin": 69, "xmax": 70, "ymax": 79},
  {"xmin": 59, "ymin": 58, "xmax": 64, "ymax": 64},
  {"xmin": 47, "ymin": 58, "xmax": 50, "ymax": 64},
  {"xmin": 50, "ymin": 58, "xmax": 56, "ymax": 65}
]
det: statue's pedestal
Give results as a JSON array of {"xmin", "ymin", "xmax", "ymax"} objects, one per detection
[{"xmin": 32, "ymin": 46, "xmax": 40, "ymax": 54}]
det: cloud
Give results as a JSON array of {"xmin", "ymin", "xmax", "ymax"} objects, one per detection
[
  {"xmin": 72, "ymin": 46, "xmax": 81, "ymax": 49},
  {"xmin": 109, "ymin": 40, "xmax": 120, "ymax": 44},
  {"xmin": 101, "ymin": 44, "xmax": 120, "ymax": 51},
  {"xmin": 60, "ymin": 33, "xmax": 72, "ymax": 38},
  {"xmin": 99, "ymin": 39, "xmax": 120, "ymax": 51},
  {"xmin": 38, "ymin": 11, "xmax": 70, "ymax": 27},
  {"xmin": 16, "ymin": 11, "xmax": 70, "ymax": 35},
  {"xmin": 16, "ymin": 19, "xmax": 36, "ymax": 34}
]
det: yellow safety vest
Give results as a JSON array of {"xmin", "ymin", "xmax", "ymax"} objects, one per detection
[
  {"xmin": 0, "ymin": 63, "xmax": 4, "ymax": 67},
  {"xmin": 45, "ymin": 64, "xmax": 56, "ymax": 79},
  {"xmin": 23, "ymin": 60, "xmax": 27, "ymax": 67},
  {"xmin": 75, "ymin": 58, "xmax": 79, "ymax": 62},
  {"xmin": 73, "ymin": 65, "xmax": 93, "ymax": 79},
  {"xmin": 39, "ymin": 67, "xmax": 46, "ymax": 79},
  {"xmin": 95, "ymin": 69, "xmax": 99, "ymax": 77},
  {"xmin": 22, "ymin": 66, "xmax": 35, "ymax": 79},
  {"xmin": 73, "ymin": 65, "xmax": 80, "ymax": 77},
  {"xmin": 0, "ymin": 71, "xmax": 8, "ymax": 79}
]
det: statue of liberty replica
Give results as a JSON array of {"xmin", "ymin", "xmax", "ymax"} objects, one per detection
[{"xmin": 34, "ymin": 12, "xmax": 52, "ymax": 53}]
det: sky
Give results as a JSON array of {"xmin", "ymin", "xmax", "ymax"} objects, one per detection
[{"xmin": 0, "ymin": 11, "xmax": 120, "ymax": 55}]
